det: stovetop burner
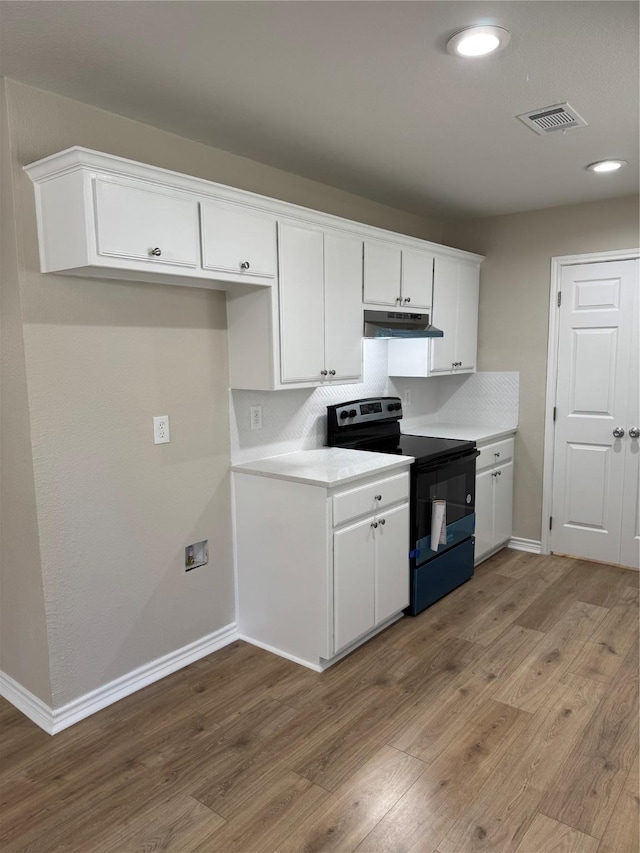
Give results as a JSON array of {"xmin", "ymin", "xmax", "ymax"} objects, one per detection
[{"xmin": 326, "ymin": 396, "xmax": 475, "ymax": 464}]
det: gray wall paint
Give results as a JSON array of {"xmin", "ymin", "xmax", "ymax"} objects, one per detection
[
  {"xmin": 1, "ymin": 79, "xmax": 443, "ymax": 709},
  {"xmin": 0, "ymin": 79, "xmax": 53, "ymax": 703},
  {"xmin": 444, "ymin": 195, "xmax": 640, "ymax": 542}
]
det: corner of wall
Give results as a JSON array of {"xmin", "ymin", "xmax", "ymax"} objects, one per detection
[{"xmin": 0, "ymin": 78, "xmax": 54, "ymax": 706}]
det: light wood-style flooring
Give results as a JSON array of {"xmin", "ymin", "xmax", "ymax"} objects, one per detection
[{"xmin": 1, "ymin": 550, "xmax": 638, "ymax": 852}]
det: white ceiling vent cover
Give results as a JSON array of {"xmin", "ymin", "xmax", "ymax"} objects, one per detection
[{"xmin": 517, "ymin": 102, "xmax": 588, "ymax": 135}]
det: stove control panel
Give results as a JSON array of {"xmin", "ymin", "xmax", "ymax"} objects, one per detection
[{"xmin": 329, "ymin": 397, "xmax": 403, "ymax": 428}]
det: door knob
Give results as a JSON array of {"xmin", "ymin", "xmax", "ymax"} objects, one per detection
[
  {"xmin": 612, "ymin": 427, "xmax": 625, "ymax": 438},
  {"xmin": 320, "ymin": 369, "xmax": 328, "ymax": 376},
  {"xmin": 629, "ymin": 427, "xmax": 640, "ymax": 439}
]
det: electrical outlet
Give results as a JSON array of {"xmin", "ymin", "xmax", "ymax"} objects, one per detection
[
  {"xmin": 153, "ymin": 415, "xmax": 170, "ymax": 444},
  {"xmin": 250, "ymin": 405, "xmax": 263, "ymax": 430},
  {"xmin": 403, "ymin": 389, "xmax": 411, "ymax": 406}
]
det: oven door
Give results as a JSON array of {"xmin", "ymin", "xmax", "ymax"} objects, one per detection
[{"xmin": 410, "ymin": 450, "xmax": 479, "ymax": 568}]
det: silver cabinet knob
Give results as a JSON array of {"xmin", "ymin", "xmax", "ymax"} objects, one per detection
[
  {"xmin": 329, "ymin": 369, "xmax": 336, "ymax": 376},
  {"xmin": 404, "ymin": 297, "xmax": 411, "ymax": 304},
  {"xmin": 371, "ymin": 521, "xmax": 379, "ymax": 529},
  {"xmin": 149, "ymin": 247, "xmax": 162, "ymax": 257},
  {"xmin": 320, "ymin": 369, "xmax": 328, "ymax": 376},
  {"xmin": 240, "ymin": 261, "xmax": 250, "ymax": 270},
  {"xmin": 613, "ymin": 427, "xmax": 625, "ymax": 438},
  {"xmin": 494, "ymin": 452, "xmax": 500, "ymax": 458},
  {"xmin": 629, "ymin": 427, "xmax": 640, "ymax": 439},
  {"xmin": 379, "ymin": 518, "xmax": 386, "ymax": 525},
  {"xmin": 496, "ymin": 470, "xmax": 502, "ymax": 476},
  {"xmin": 395, "ymin": 296, "xmax": 402, "ymax": 304},
  {"xmin": 375, "ymin": 494, "xmax": 382, "ymax": 501},
  {"xmin": 492, "ymin": 471, "xmax": 498, "ymax": 478}
]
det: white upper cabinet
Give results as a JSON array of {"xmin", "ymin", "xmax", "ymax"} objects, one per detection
[
  {"xmin": 400, "ymin": 248, "xmax": 436, "ymax": 310},
  {"xmin": 324, "ymin": 231, "xmax": 364, "ymax": 383},
  {"xmin": 387, "ymin": 255, "xmax": 480, "ymax": 378},
  {"xmin": 279, "ymin": 221, "xmax": 326, "ymax": 384},
  {"xmin": 363, "ymin": 241, "xmax": 434, "ymax": 310},
  {"xmin": 94, "ymin": 177, "xmax": 200, "ymax": 269},
  {"xmin": 200, "ymin": 201, "xmax": 276, "ymax": 284},
  {"xmin": 430, "ymin": 257, "xmax": 479, "ymax": 374},
  {"xmin": 363, "ymin": 241, "xmax": 402, "ymax": 306},
  {"xmin": 26, "ymin": 147, "xmax": 483, "ymax": 391},
  {"xmin": 278, "ymin": 221, "xmax": 363, "ymax": 385}
]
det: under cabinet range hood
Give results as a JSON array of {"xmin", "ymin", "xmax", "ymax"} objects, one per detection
[{"xmin": 363, "ymin": 310, "xmax": 444, "ymax": 339}]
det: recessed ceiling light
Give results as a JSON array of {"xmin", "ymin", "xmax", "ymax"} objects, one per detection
[
  {"xmin": 586, "ymin": 159, "xmax": 628, "ymax": 173},
  {"xmin": 447, "ymin": 25, "xmax": 511, "ymax": 58}
]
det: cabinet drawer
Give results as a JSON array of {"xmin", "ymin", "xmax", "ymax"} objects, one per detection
[
  {"xmin": 333, "ymin": 472, "xmax": 409, "ymax": 526},
  {"xmin": 477, "ymin": 437, "xmax": 514, "ymax": 472}
]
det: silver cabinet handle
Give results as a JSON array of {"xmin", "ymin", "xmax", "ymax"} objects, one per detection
[
  {"xmin": 395, "ymin": 296, "xmax": 402, "ymax": 304},
  {"xmin": 496, "ymin": 470, "xmax": 502, "ymax": 476},
  {"xmin": 375, "ymin": 494, "xmax": 382, "ymax": 501},
  {"xmin": 613, "ymin": 427, "xmax": 625, "ymax": 438},
  {"xmin": 240, "ymin": 261, "xmax": 250, "ymax": 270},
  {"xmin": 329, "ymin": 369, "xmax": 336, "ymax": 376},
  {"xmin": 494, "ymin": 452, "xmax": 500, "ymax": 458},
  {"xmin": 379, "ymin": 518, "xmax": 386, "ymax": 525},
  {"xmin": 320, "ymin": 369, "xmax": 328, "ymax": 376},
  {"xmin": 492, "ymin": 471, "xmax": 498, "ymax": 477},
  {"xmin": 149, "ymin": 247, "xmax": 162, "ymax": 257},
  {"xmin": 371, "ymin": 521, "xmax": 378, "ymax": 529},
  {"xmin": 404, "ymin": 297, "xmax": 411, "ymax": 304},
  {"xmin": 629, "ymin": 427, "xmax": 640, "ymax": 439}
]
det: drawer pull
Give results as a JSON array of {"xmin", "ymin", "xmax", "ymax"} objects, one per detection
[
  {"xmin": 379, "ymin": 518, "xmax": 386, "ymax": 525},
  {"xmin": 371, "ymin": 521, "xmax": 379, "ymax": 529},
  {"xmin": 149, "ymin": 247, "xmax": 162, "ymax": 257},
  {"xmin": 240, "ymin": 261, "xmax": 251, "ymax": 270},
  {"xmin": 375, "ymin": 494, "xmax": 382, "ymax": 501},
  {"xmin": 494, "ymin": 452, "xmax": 500, "ymax": 458}
]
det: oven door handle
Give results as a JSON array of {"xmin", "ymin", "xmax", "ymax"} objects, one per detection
[{"xmin": 415, "ymin": 448, "xmax": 480, "ymax": 472}]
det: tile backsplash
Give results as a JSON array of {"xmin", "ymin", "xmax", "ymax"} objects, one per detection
[{"xmin": 231, "ymin": 341, "xmax": 518, "ymax": 463}]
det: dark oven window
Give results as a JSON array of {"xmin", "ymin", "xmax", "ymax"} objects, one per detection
[{"xmin": 412, "ymin": 454, "xmax": 476, "ymax": 550}]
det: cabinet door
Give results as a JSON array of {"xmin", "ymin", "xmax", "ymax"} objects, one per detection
[
  {"xmin": 474, "ymin": 468, "xmax": 495, "ymax": 563},
  {"xmin": 374, "ymin": 502, "xmax": 410, "ymax": 625},
  {"xmin": 493, "ymin": 460, "xmax": 514, "ymax": 549},
  {"xmin": 401, "ymin": 249, "xmax": 434, "ymax": 310},
  {"xmin": 93, "ymin": 177, "xmax": 199, "ymax": 268},
  {"xmin": 324, "ymin": 232, "xmax": 363, "ymax": 382},
  {"xmin": 429, "ymin": 256, "xmax": 460, "ymax": 374},
  {"xmin": 363, "ymin": 241, "xmax": 402, "ymax": 306},
  {"xmin": 455, "ymin": 262, "xmax": 480, "ymax": 371},
  {"xmin": 278, "ymin": 222, "xmax": 325, "ymax": 384},
  {"xmin": 200, "ymin": 202, "xmax": 276, "ymax": 279},
  {"xmin": 334, "ymin": 517, "xmax": 376, "ymax": 653}
]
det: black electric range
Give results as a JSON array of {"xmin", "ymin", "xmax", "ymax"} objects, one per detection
[{"xmin": 327, "ymin": 396, "xmax": 479, "ymax": 614}]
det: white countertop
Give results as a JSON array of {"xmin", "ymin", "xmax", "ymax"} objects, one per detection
[
  {"xmin": 401, "ymin": 422, "xmax": 517, "ymax": 444},
  {"xmin": 232, "ymin": 447, "xmax": 413, "ymax": 488}
]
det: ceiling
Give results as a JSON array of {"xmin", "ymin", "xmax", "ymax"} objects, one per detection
[{"xmin": 1, "ymin": 1, "xmax": 638, "ymax": 219}]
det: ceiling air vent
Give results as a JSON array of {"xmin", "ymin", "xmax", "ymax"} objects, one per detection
[{"xmin": 517, "ymin": 102, "xmax": 588, "ymax": 135}]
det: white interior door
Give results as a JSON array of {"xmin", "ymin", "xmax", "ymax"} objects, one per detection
[{"xmin": 551, "ymin": 259, "xmax": 638, "ymax": 566}]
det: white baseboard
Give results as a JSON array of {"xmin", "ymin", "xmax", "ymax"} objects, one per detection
[
  {"xmin": 0, "ymin": 622, "xmax": 238, "ymax": 735},
  {"xmin": 0, "ymin": 672, "xmax": 55, "ymax": 734},
  {"xmin": 508, "ymin": 537, "xmax": 542, "ymax": 554}
]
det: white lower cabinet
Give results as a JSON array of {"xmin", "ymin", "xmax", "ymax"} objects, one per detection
[
  {"xmin": 234, "ymin": 466, "xmax": 410, "ymax": 670},
  {"xmin": 334, "ymin": 501, "xmax": 409, "ymax": 654},
  {"xmin": 474, "ymin": 436, "xmax": 515, "ymax": 564}
]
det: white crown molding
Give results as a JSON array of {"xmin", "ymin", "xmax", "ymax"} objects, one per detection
[{"xmin": 0, "ymin": 622, "xmax": 238, "ymax": 735}]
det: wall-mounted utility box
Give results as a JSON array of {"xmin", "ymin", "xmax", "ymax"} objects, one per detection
[{"xmin": 185, "ymin": 540, "xmax": 208, "ymax": 571}]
